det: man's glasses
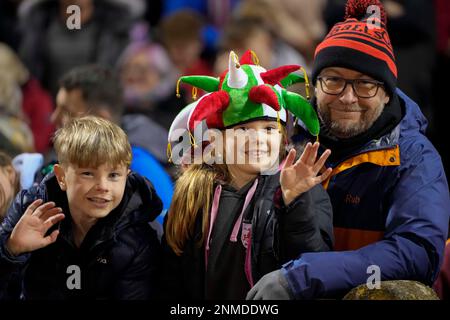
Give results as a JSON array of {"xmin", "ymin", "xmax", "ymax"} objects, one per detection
[{"xmin": 317, "ymin": 76, "xmax": 384, "ymax": 98}]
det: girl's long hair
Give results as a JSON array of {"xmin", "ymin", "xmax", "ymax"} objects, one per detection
[
  {"xmin": 165, "ymin": 163, "xmax": 229, "ymax": 255},
  {"xmin": 0, "ymin": 151, "xmax": 20, "ymax": 220},
  {"xmin": 165, "ymin": 125, "xmax": 288, "ymax": 256}
]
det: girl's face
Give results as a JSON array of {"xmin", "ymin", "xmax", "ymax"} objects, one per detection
[{"xmin": 224, "ymin": 120, "xmax": 284, "ymax": 178}]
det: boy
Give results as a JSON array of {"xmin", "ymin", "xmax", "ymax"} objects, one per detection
[{"xmin": 0, "ymin": 116, "xmax": 162, "ymax": 299}]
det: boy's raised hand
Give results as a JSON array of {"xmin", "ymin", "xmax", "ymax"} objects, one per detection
[
  {"xmin": 280, "ymin": 142, "xmax": 332, "ymax": 206},
  {"xmin": 6, "ymin": 199, "xmax": 65, "ymax": 256}
]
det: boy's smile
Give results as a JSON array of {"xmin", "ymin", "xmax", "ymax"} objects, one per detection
[{"xmin": 54, "ymin": 163, "xmax": 129, "ymax": 222}]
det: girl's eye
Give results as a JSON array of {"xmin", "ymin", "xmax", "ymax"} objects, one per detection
[{"xmin": 81, "ymin": 172, "xmax": 93, "ymax": 176}]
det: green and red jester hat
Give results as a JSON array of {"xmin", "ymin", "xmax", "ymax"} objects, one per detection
[{"xmin": 168, "ymin": 50, "xmax": 320, "ymax": 161}]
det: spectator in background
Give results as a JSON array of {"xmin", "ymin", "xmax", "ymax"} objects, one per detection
[
  {"xmin": 0, "ymin": 132, "xmax": 22, "ymax": 158},
  {"xmin": 213, "ymin": 17, "xmax": 306, "ymax": 75},
  {"xmin": 233, "ymin": 0, "xmax": 326, "ymax": 64},
  {"xmin": 159, "ymin": 10, "xmax": 213, "ymax": 78},
  {"xmin": 432, "ymin": 0, "xmax": 450, "ymax": 182},
  {"xmin": 0, "ymin": 151, "xmax": 19, "ymax": 222},
  {"xmin": 434, "ymin": 240, "xmax": 450, "ymax": 299},
  {"xmin": 0, "ymin": 74, "xmax": 34, "ymax": 155},
  {"xmin": 0, "ymin": 151, "xmax": 43, "ymax": 221},
  {"xmin": 117, "ymin": 23, "xmax": 181, "ymax": 131},
  {"xmin": 433, "ymin": 0, "xmax": 450, "ymax": 299},
  {"xmin": 0, "ymin": 0, "xmax": 23, "ymax": 51},
  {"xmin": 162, "ymin": 0, "xmax": 239, "ymax": 30},
  {"xmin": 51, "ymin": 65, "xmax": 173, "ymax": 223},
  {"xmin": 18, "ymin": 0, "xmax": 135, "ymax": 95},
  {"xmin": 0, "ymin": 151, "xmax": 21, "ymax": 301},
  {"xmin": 161, "ymin": 0, "xmax": 239, "ymax": 52},
  {"xmin": 0, "ymin": 42, "xmax": 54, "ymax": 154}
]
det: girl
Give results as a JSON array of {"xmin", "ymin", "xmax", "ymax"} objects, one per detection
[{"xmin": 162, "ymin": 50, "xmax": 334, "ymax": 299}]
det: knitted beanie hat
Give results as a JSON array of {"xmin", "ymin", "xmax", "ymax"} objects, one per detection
[{"xmin": 312, "ymin": 0, "xmax": 397, "ymax": 96}]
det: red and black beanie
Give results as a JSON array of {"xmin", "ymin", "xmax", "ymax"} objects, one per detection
[{"xmin": 312, "ymin": 0, "xmax": 397, "ymax": 97}]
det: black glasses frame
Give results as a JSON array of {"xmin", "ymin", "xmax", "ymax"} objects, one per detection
[{"xmin": 317, "ymin": 76, "xmax": 385, "ymax": 98}]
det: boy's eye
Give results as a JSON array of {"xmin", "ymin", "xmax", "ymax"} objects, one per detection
[{"xmin": 109, "ymin": 172, "xmax": 121, "ymax": 179}]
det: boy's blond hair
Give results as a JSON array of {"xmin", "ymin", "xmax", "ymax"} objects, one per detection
[{"xmin": 53, "ymin": 116, "xmax": 132, "ymax": 168}]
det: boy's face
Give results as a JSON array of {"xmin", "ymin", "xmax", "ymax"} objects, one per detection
[{"xmin": 53, "ymin": 163, "xmax": 129, "ymax": 222}]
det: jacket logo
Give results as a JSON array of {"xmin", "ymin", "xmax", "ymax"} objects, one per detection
[
  {"xmin": 97, "ymin": 257, "xmax": 108, "ymax": 264},
  {"xmin": 241, "ymin": 223, "xmax": 252, "ymax": 249},
  {"xmin": 345, "ymin": 193, "xmax": 361, "ymax": 205}
]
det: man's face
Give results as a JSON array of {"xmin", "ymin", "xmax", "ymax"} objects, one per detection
[
  {"xmin": 54, "ymin": 163, "xmax": 129, "ymax": 223},
  {"xmin": 315, "ymin": 67, "xmax": 390, "ymax": 138},
  {"xmin": 52, "ymin": 88, "xmax": 89, "ymax": 128}
]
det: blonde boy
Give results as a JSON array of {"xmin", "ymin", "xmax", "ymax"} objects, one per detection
[{"xmin": 0, "ymin": 116, "xmax": 162, "ymax": 299}]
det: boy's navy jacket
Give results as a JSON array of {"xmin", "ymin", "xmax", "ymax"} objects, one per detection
[
  {"xmin": 0, "ymin": 171, "xmax": 162, "ymax": 300},
  {"xmin": 161, "ymin": 173, "xmax": 334, "ymax": 299}
]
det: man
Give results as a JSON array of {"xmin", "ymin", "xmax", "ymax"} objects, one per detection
[
  {"xmin": 247, "ymin": 0, "xmax": 450, "ymax": 299},
  {"xmin": 50, "ymin": 65, "xmax": 173, "ymax": 221}
]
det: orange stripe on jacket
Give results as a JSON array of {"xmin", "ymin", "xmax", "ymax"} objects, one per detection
[{"xmin": 322, "ymin": 146, "xmax": 400, "ymax": 190}]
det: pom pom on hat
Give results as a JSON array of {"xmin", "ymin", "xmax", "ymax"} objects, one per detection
[{"xmin": 344, "ymin": 0, "xmax": 386, "ymax": 25}]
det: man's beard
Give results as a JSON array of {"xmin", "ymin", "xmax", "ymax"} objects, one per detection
[{"xmin": 317, "ymin": 102, "xmax": 385, "ymax": 138}]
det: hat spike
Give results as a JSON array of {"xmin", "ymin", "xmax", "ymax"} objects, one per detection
[
  {"xmin": 227, "ymin": 51, "xmax": 248, "ymax": 88},
  {"xmin": 248, "ymin": 84, "xmax": 281, "ymax": 111},
  {"xmin": 260, "ymin": 65, "xmax": 301, "ymax": 86}
]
